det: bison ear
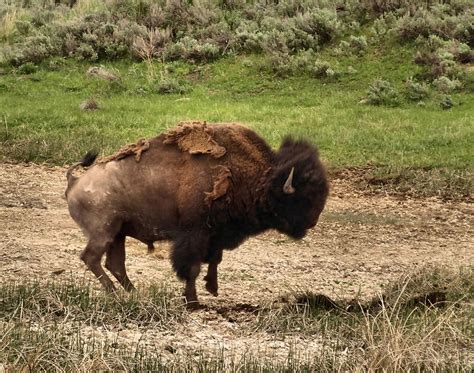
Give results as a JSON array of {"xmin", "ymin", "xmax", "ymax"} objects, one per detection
[{"xmin": 283, "ymin": 167, "xmax": 295, "ymax": 194}]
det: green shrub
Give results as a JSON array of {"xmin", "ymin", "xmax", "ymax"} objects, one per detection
[
  {"xmin": 337, "ymin": 35, "xmax": 368, "ymax": 56},
  {"xmin": 394, "ymin": 5, "xmax": 473, "ymax": 44},
  {"xmin": 455, "ymin": 42, "xmax": 474, "ymax": 63},
  {"xmin": 311, "ymin": 59, "xmax": 337, "ymax": 78},
  {"xmin": 292, "ymin": 9, "xmax": 340, "ymax": 46},
  {"xmin": 433, "ymin": 76, "xmax": 462, "ymax": 93},
  {"xmin": 439, "ymin": 95, "xmax": 454, "ymax": 110},
  {"xmin": 413, "ymin": 36, "xmax": 468, "ymax": 79},
  {"xmin": 0, "ymin": 0, "xmax": 470, "ymax": 70},
  {"xmin": 235, "ymin": 19, "xmax": 264, "ymax": 52},
  {"xmin": 348, "ymin": 35, "xmax": 368, "ymax": 54},
  {"xmin": 17, "ymin": 61, "xmax": 37, "ymax": 74},
  {"xmin": 267, "ymin": 51, "xmax": 293, "ymax": 77},
  {"xmin": 262, "ymin": 29, "xmax": 290, "ymax": 54},
  {"xmin": 14, "ymin": 19, "xmax": 31, "ymax": 36},
  {"xmin": 165, "ymin": 36, "xmax": 220, "ymax": 63},
  {"xmin": 366, "ymin": 79, "xmax": 400, "ymax": 106},
  {"xmin": 197, "ymin": 21, "xmax": 234, "ymax": 51},
  {"xmin": 5, "ymin": 34, "xmax": 60, "ymax": 66},
  {"xmin": 155, "ymin": 77, "xmax": 187, "ymax": 94},
  {"xmin": 404, "ymin": 78, "xmax": 429, "ymax": 102},
  {"xmin": 76, "ymin": 43, "xmax": 98, "ymax": 61}
]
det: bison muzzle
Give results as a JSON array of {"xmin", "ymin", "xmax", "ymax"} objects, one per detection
[{"xmin": 66, "ymin": 122, "xmax": 329, "ymax": 306}]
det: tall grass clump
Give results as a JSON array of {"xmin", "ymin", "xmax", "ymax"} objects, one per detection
[
  {"xmin": 255, "ymin": 266, "xmax": 473, "ymax": 371},
  {"xmin": 0, "ymin": 8, "xmax": 21, "ymax": 43},
  {"xmin": 0, "ymin": 278, "xmax": 185, "ymax": 327}
]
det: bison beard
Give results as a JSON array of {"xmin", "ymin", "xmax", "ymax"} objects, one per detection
[{"xmin": 66, "ymin": 122, "xmax": 329, "ymax": 307}]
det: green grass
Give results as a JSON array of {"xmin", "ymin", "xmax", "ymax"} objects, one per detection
[{"xmin": 0, "ymin": 46, "xmax": 473, "ymax": 197}]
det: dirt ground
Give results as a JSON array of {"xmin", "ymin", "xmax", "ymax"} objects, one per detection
[{"xmin": 1, "ymin": 162, "xmax": 473, "ymax": 360}]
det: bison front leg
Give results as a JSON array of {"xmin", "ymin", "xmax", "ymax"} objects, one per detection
[
  {"xmin": 204, "ymin": 249, "xmax": 222, "ymax": 297},
  {"xmin": 171, "ymin": 232, "xmax": 209, "ymax": 308},
  {"xmin": 183, "ymin": 263, "xmax": 201, "ymax": 307}
]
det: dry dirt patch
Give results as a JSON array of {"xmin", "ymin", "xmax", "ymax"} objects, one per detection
[{"xmin": 0, "ymin": 162, "xmax": 472, "ymax": 358}]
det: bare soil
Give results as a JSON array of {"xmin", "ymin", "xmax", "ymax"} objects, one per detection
[{"xmin": 1, "ymin": 163, "xmax": 473, "ymax": 360}]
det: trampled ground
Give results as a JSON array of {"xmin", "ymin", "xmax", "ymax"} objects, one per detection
[{"xmin": 0, "ymin": 162, "xmax": 472, "ymax": 361}]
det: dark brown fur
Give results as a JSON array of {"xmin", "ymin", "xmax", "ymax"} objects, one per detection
[{"xmin": 66, "ymin": 122, "xmax": 329, "ymax": 306}]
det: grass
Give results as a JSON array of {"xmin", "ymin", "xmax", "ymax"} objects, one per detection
[
  {"xmin": 0, "ymin": 266, "xmax": 471, "ymax": 371},
  {"xmin": 0, "ymin": 278, "xmax": 185, "ymax": 327},
  {"xmin": 255, "ymin": 266, "xmax": 473, "ymax": 371},
  {"xmin": 0, "ymin": 8, "xmax": 472, "ymax": 200},
  {"xmin": 0, "ymin": 51, "xmax": 472, "ymax": 190},
  {"xmin": 0, "ymin": 8, "xmax": 20, "ymax": 43}
]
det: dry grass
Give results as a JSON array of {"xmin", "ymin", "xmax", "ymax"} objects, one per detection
[
  {"xmin": 0, "ymin": 9, "xmax": 21, "ymax": 43},
  {"xmin": 74, "ymin": 0, "xmax": 108, "ymax": 14},
  {"xmin": 255, "ymin": 266, "xmax": 473, "ymax": 371},
  {"xmin": 0, "ymin": 278, "xmax": 185, "ymax": 327},
  {"xmin": 0, "ymin": 268, "xmax": 471, "ymax": 371},
  {"xmin": 133, "ymin": 28, "xmax": 171, "ymax": 83}
]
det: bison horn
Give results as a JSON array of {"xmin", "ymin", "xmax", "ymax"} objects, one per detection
[{"xmin": 283, "ymin": 167, "xmax": 295, "ymax": 194}]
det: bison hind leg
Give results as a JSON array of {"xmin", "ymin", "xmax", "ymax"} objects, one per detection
[
  {"xmin": 105, "ymin": 235, "xmax": 135, "ymax": 292},
  {"xmin": 80, "ymin": 238, "xmax": 116, "ymax": 293}
]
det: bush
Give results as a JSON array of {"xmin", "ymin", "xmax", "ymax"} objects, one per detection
[
  {"xmin": 348, "ymin": 35, "xmax": 368, "ymax": 54},
  {"xmin": 76, "ymin": 43, "xmax": 98, "ymax": 61},
  {"xmin": 394, "ymin": 5, "xmax": 473, "ymax": 45},
  {"xmin": 337, "ymin": 35, "xmax": 368, "ymax": 56},
  {"xmin": 165, "ymin": 36, "xmax": 220, "ymax": 63},
  {"xmin": 432, "ymin": 76, "xmax": 462, "ymax": 93},
  {"xmin": 292, "ymin": 9, "xmax": 340, "ymax": 46},
  {"xmin": 311, "ymin": 59, "xmax": 337, "ymax": 78},
  {"xmin": 455, "ymin": 42, "xmax": 474, "ymax": 63},
  {"xmin": 414, "ymin": 35, "xmax": 468, "ymax": 79},
  {"xmin": 370, "ymin": 12, "xmax": 397, "ymax": 40},
  {"xmin": 404, "ymin": 78, "xmax": 429, "ymax": 102},
  {"xmin": 0, "ymin": 0, "xmax": 470, "ymax": 70},
  {"xmin": 14, "ymin": 19, "xmax": 31, "ymax": 36},
  {"xmin": 439, "ymin": 95, "xmax": 454, "ymax": 110},
  {"xmin": 235, "ymin": 19, "xmax": 264, "ymax": 53},
  {"xmin": 155, "ymin": 78, "xmax": 187, "ymax": 94},
  {"xmin": 17, "ymin": 62, "xmax": 37, "ymax": 74},
  {"xmin": 267, "ymin": 51, "xmax": 293, "ymax": 77},
  {"xmin": 197, "ymin": 21, "xmax": 234, "ymax": 51},
  {"xmin": 2, "ymin": 10, "xmax": 149, "ymax": 65},
  {"xmin": 366, "ymin": 79, "xmax": 400, "ymax": 106}
]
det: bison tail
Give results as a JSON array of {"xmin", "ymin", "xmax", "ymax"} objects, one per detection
[{"xmin": 66, "ymin": 150, "xmax": 99, "ymax": 189}]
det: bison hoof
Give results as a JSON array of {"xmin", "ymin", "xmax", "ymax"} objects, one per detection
[
  {"xmin": 205, "ymin": 281, "xmax": 218, "ymax": 297},
  {"xmin": 185, "ymin": 300, "xmax": 202, "ymax": 310}
]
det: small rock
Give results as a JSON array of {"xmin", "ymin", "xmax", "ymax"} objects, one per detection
[
  {"xmin": 86, "ymin": 66, "xmax": 120, "ymax": 81},
  {"xmin": 80, "ymin": 99, "xmax": 99, "ymax": 111}
]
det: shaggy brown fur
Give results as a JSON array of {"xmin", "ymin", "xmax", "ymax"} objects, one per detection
[
  {"xmin": 163, "ymin": 121, "xmax": 227, "ymax": 158},
  {"xmin": 66, "ymin": 122, "xmax": 329, "ymax": 306},
  {"xmin": 204, "ymin": 165, "xmax": 232, "ymax": 206},
  {"xmin": 98, "ymin": 138, "xmax": 150, "ymax": 163}
]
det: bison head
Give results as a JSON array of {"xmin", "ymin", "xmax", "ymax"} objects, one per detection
[{"xmin": 265, "ymin": 138, "xmax": 329, "ymax": 239}]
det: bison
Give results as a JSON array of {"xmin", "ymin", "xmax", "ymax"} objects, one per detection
[{"xmin": 66, "ymin": 122, "xmax": 329, "ymax": 305}]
